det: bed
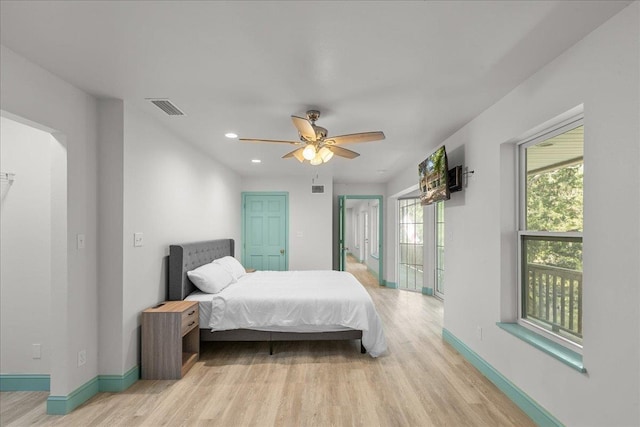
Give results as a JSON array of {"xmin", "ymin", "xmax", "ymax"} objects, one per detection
[{"xmin": 168, "ymin": 239, "xmax": 387, "ymax": 357}]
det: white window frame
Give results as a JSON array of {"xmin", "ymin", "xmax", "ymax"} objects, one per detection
[{"xmin": 516, "ymin": 116, "xmax": 584, "ymax": 354}]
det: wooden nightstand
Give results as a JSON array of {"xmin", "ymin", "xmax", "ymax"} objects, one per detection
[
  {"xmin": 245, "ymin": 268, "xmax": 256, "ymax": 273},
  {"xmin": 141, "ymin": 300, "xmax": 199, "ymax": 380}
]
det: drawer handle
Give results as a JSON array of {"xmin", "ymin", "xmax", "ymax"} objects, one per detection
[
  {"xmin": 188, "ymin": 310, "xmax": 195, "ymax": 316},
  {"xmin": 187, "ymin": 321, "xmax": 195, "ymax": 327}
]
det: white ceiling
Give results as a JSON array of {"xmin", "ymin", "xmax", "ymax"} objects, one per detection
[{"xmin": 0, "ymin": 1, "xmax": 629, "ymax": 183}]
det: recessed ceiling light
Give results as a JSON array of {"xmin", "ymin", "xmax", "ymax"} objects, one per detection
[
  {"xmin": 251, "ymin": 159, "xmax": 262, "ymax": 164},
  {"xmin": 225, "ymin": 132, "xmax": 238, "ymax": 139}
]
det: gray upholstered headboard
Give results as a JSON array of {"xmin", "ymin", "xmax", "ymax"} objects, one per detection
[{"xmin": 168, "ymin": 239, "xmax": 235, "ymax": 301}]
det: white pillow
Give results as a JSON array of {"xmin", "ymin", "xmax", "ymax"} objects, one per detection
[
  {"xmin": 187, "ymin": 262, "xmax": 234, "ymax": 294},
  {"xmin": 214, "ymin": 256, "xmax": 246, "ymax": 281}
]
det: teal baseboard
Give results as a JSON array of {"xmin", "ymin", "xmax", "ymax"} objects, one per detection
[
  {"xmin": 422, "ymin": 287, "xmax": 434, "ymax": 296},
  {"xmin": 46, "ymin": 365, "xmax": 139, "ymax": 415},
  {"xmin": 47, "ymin": 377, "xmax": 99, "ymax": 415},
  {"xmin": 0, "ymin": 374, "xmax": 50, "ymax": 391},
  {"xmin": 98, "ymin": 365, "xmax": 140, "ymax": 392},
  {"xmin": 442, "ymin": 328, "xmax": 563, "ymax": 427},
  {"xmin": 384, "ymin": 281, "xmax": 398, "ymax": 289}
]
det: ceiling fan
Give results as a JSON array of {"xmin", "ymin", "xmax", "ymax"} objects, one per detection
[{"xmin": 239, "ymin": 110, "xmax": 385, "ymax": 165}]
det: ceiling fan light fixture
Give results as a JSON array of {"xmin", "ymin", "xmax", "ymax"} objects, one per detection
[
  {"xmin": 319, "ymin": 146, "xmax": 334, "ymax": 162},
  {"xmin": 302, "ymin": 145, "xmax": 317, "ymax": 160},
  {"xmin": 310, "ymin": 153, "xmax": 323, "ymax": 166},
  {"xmin": 241, "ymin": 110, "xmax": 384, "ymax": 165}
]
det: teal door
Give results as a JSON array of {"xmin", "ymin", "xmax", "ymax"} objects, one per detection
[{"xmin": 242, "ymin": 192, "xmax": 288, "ymax": 271}]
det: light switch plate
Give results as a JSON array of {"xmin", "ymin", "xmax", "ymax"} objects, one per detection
[{"xmin": 134, "ymin": 232, "xmax": 144, "ymax": 247}]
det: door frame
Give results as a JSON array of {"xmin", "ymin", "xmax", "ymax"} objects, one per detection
[
  {"xmin": 338, "ymin": 195, "xmax": 383, "ymax": 285},
  {"xmin": 241, "ymin": 191, "xmax": 289, "ymax": 270}
]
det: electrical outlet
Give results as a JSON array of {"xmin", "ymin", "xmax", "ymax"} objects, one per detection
[
  {"xmin": 77, "ymin": 234, "xmax": 85, "ymax": 249},
  {"xmin": 477, "ymin": 326, "xmax": 483, "ymax": 341},
  {"xmin": 78, "ymin": 349, "xmax": 86, "ymax": 367},
  {"xmin": 134, "ymin": 232, "xmax": 144, "ymax": 247},
  {"xmin": 32, "ymin": 344, "xmax": 41, "ymax": 359}
]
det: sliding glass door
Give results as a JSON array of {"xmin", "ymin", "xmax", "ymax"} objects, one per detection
[{"xmin": 398, "ymin": 198, "xmax": 423, "ymax": 291}]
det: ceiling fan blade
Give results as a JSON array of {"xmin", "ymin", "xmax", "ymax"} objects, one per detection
[
  {"xmin": 325, "ymin": 131, "xmax": 385, "ymax": 145},
  {"xmin": 291, "ymin": 115, "xmax": 317, "ymax": 141},
  {"xmin": 239, "ymin": 138, "xmax": 300, "ymax": 145},
  {"xmin": 327, "ymin": 145, "xmax": 360, "ymax": 159},
  {"xmin": 282, "ymin": 147, "xmax": 305, "ymax": 162}
]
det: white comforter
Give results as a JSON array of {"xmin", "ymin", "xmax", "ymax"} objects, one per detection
[{"xmin": 202, "ymin": 270, "xmax": 387, "ymax": 357}]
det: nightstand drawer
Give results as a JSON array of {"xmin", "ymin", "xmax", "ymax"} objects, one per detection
[{"xmin": 181, "ymin": 305, "xmax": 198, "ymax": 335}]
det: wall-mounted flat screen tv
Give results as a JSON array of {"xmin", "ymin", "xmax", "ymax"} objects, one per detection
[{"xmin": 419, "ymin": 145, "xmax": 450, "ymax": 206}]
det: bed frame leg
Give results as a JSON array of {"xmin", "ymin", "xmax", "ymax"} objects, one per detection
[
  {"xmin": 360, "ymin": 341, "xmax": 366, "ymax": 354},
  {"xmin": 270, "ymin": 341, "xmax": 273, "ymax": 355}
]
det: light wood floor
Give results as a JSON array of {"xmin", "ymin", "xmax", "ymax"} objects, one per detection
[{"xmin": 1, "ymin": 259, "xmax": 534, "ymax": 426}]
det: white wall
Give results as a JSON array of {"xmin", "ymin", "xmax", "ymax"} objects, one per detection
[
  {"xmin": 0, "ymin": 117, "xmax": 55, "ymax": 375},
  {"xmin": 121, "ymin": 103, "xmax": 242, "ymax": 370},
  {"xmin": 353, "ymin": 202, "xmax": 367, "ymax": 262},
  {"xmin": 385, "ymin": 4, "xmax": 640, "ymax": 425},
  {"xmin": 365, "ymin": 200, "xmax": 380, "ymax": 275},
  {"xmin": 348, "ymin": 205, "xmax": 364, "ymax": 261},
  {"xmin": 344, "ymin": 207, "xmax": 353, "ymax": 255},
  {"xmin": 1, "ymin": 45, "xmax": 97, "ymax": 396},
  {"xmin": 242, "ymin": 174, "xmax": 333, "ymax": 270},
  {"xmin": 96, "ymin": 99, "xmax": 125, "ymax": 375}
]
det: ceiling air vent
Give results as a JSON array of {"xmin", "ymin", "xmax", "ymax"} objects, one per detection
[
  {"xmin": 311, "ymin": 185, "xmax": 325, "ymax": 194},
  {"xmin": 147, "ymin": 99, "xmax": 185, "ymax": 116}
]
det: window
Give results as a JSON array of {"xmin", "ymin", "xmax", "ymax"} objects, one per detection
[
  {"xmin": 371, "ymin": 203, "xmax": 379, "ymax": 258},
  {"xmin": 518, "ymin": 119, "xmax": 583, "ymax": 350},
  {"xmin": 434, "ymin": 201, "xmax": 445, "ymax": 298},
  {"xmin": 398, "ymin": 198, "xmax": 423, "ymax": 291}
]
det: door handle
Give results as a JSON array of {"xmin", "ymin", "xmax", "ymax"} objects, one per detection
[{"xmin": 280, "ymin": 249, "xmax": 285, "ymax": 255}]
